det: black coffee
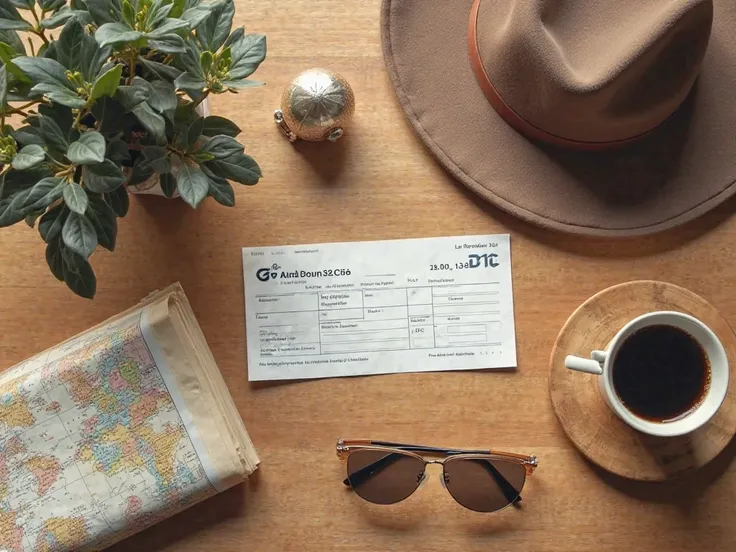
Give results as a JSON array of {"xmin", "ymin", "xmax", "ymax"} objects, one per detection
[{"xmin": 612, "ymin": 324, "xmax": 710, "ymax": 422}]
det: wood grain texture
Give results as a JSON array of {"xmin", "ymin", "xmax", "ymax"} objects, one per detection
[
  {"xmin": 550, "ymin": 281, "xmax": 736, "ymax": 481},
  {"xmin": 0, "ymin": 1, "xmax": 736, "ymax": 550}
]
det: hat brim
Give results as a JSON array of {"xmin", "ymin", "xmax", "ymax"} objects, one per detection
[{"xmin": 382, "ymin": 0, "xmax": 736, "ymax": 237}]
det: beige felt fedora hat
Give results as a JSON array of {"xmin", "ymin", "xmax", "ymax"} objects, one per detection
[{"xmin": 382, "ymin": 0, "xmax": 736, "ymax": 236}]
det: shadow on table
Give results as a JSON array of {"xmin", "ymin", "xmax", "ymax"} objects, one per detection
[
  {"xmin": 453, "ymin": 171, "xmax": 736, "ymax": 258},
  {"xmin": 588, "ymin": 434, "xmax": 736, "ymax": 506},
  {"xmin": 107, "ymin": 479, "xmax": 255, "ymax": 551},
  {"xmin": 291, "ymin": 132, "xmax": 351, "ymax": 185}
]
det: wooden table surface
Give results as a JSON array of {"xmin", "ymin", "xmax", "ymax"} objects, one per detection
[{"xmin": 2, "ymin": 1, "xmax": 736, "ymax": 550}]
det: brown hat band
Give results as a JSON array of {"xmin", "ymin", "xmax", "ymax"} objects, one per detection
[{"xmin": 467, "ymin": 0, "xmax": 653, "ymax": 152}]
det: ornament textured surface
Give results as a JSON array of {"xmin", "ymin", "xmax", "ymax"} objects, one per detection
[{"xmin": 277, "ymin": 68, "xmax": 355, "ymax": 141}]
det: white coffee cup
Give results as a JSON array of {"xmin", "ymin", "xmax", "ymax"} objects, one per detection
[{"xmin": 564, "ymin": 311, "xmax": 729, "ymax": 437}]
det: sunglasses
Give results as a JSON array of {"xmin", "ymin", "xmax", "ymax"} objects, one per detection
[{"xmin": 337, "ymin": 439, "xmax": 538, "ymax": 513}]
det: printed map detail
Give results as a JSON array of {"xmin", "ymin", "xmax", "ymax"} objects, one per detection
[{"xmin": 0, "ymin": 315, "xmax": 215, "ymax": 551}]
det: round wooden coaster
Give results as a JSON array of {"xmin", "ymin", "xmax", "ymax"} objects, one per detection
[{"xmin": 549, "ymin": 280, "xmax": 736, "ymax": 481}]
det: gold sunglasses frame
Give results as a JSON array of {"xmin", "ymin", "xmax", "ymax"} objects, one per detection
[{"xmin": 337, "ymin": 438, "xmax": 538, "ymax": 512}]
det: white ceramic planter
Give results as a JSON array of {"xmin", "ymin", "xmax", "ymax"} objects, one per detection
[{"xmin": 127, "ymin": 98, "xmax": 211, "ymax": 197}]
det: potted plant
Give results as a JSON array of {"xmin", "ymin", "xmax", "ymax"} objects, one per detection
[{"xmin": 0, "ymin": 0, "xmax": 265, "ymax": 298}]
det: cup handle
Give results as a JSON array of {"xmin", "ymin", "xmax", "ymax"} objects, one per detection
[{"xmin": 565, "ymin": 351, "xmax": 607, "ymax": 375}]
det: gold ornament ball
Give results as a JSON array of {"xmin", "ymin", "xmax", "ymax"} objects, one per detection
[{"xmin": 274, "ymin": 68, "xmax": 355, "ymax": 142}]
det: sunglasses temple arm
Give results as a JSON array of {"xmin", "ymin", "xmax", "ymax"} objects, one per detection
[
  {"xmin": 476, "ymin": 459, "xmax": 522, "ymax": 504},
  {"xmin": 370, "ymin": 441, "xmax": 490, "ymax": 455},
  {"xmin": 342, "ymin": 453, "xmax": 405, "ymax": 487}
]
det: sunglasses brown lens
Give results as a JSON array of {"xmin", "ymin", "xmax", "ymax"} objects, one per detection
[
  {"xmin": 443, "ymin": 457, "xmax": 526, "ymax": 512},
  {"xmin": 347, "ymin": 449, "xmax": 425, "ymax": 505}
]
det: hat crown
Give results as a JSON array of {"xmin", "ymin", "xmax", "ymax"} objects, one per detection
[{"xmin": 470, "ymin": 0, "xmax": 714, "ymax": 145}]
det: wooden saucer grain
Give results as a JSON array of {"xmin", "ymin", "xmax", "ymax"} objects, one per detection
[{"xmin": 549, "ymin": 281, "xmax": 736, "ymax": 481}]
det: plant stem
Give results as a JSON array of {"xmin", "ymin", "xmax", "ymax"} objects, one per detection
[
  {"xmin": 14, "ymin": 100, "xmax": 41, "ymax": 111},
  {"xmin": 27, "ymin": 37, "xmax": 36, "ymax": 56},
  {"xmin": 127, "ymin": 54, "xmax": 136, "ymax": 85},
  {"xmin": 7, "ymin": 108, "xmax": 28, "ymax": 118},
  {"xmin": 29, "ymin": 6, "xmax": 50, "ymax": 45},
  {"xmin": 29, "ymin": 5, "xmax": 41, "ymax": 26},
  {"xmin": 190, "ymin": 89, "xmax": 210, "ymax": 110},
  {"xmin": 73, "ymin": 107, "xmax": 89, "ymax": 131}
]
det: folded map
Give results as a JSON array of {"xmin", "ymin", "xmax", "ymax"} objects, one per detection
[{"xmin": 0, "ymin": 284, "xmax": 258, "ymax": 551}]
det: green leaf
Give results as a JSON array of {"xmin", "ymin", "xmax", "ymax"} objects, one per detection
[
  {"xmin": 24, "ymin": 210, "xmax": 42, "ymax": 227},
  {"xmin": 199, "ymin": 134, "xmax": 243, "ymax": 159},
  {"xmin": 46, "ymin": 0, "xmax": 69, "ymax": 10},
  {"xmin": 83, "ymin": 159, "xmax": 125, "ymax": 192},
  {"xmin": 159, "ymin": 171, "xmax": 176, "ymax": 197},
  {"xmin": 63, "ymin": 181, "xmax": 89, "ymax": 214},
  {"xmin": 0, "ymin": 30, "xmax": 25, "ymax": 54},
  {"xmin": 0, "ymin": 19, "xmax": 31, "ymax": 31},
  {"xmin": 56, "ymin": 18, "xmax": 85, "ymax": 70},
  {"xmin": 86, "ymin": 0, "xmax": 122, "ymax": 26},
  {"xmin": 38, "ymin": 102, "xmax": 74, "ymax": 132},
  {"xmin": 95, "ymin": 22, "xmax": 142, "ymax": 47},
  {"xmin": 201, "ymin": 115, "xmax": 240, "ymax": 137},
  {"xmin": 197, "ymin": 0, "xmax": 233, "ymax": 52},
  {"xmin": 80, "ymin": 33, "xmax": 111, "ymax": 81},
  {"xmin": 147, "ymin": 17, "xmax": 189, "ymax": 39},
  {"xmin": 86, "ymin": 194, "xmax": 116, "ymax": 251},
  {"xmin": 169, "ymin": 0, "xmax": 187, "ymax": 18},
  {"xmin": 0, "ymin": 168, "xmax": 39, "ymax": 225},
  {"xmin": 174, "ymin": 72, "xmax": 205, "ymax": 97},
  {"xmin": 29, "ymin": 83, "xmax": 86, "ymax": 108},
  {"xmin": 199, "ymin": 50, "xmax": 213, "ymax": 76},
  {"xmin": 0, "ymin": 198, "xmax": 24, "ymax": 226},
  {"xmin": 39, "ymin": 7, "xmax": 74, "ymax": 29},
  {"xmin": 128, "ymin": 157, "xmax": 153, "ymax": 185},
  {"xmin": 228, "ymin": 33, "xmax": 266, "ymax": 80},
  {"xmin": 22, "ymin": 209, "xmax": 38, "ymax": 227},
  {"xmin": 131, "ymin": 101, "xmax": 166, "ymax": 143},
  {"xmin": 1, "ymin": 166, "xmax": 46, "ymax": 196},
  {"xmin": 61, "ymin": 247, "xmax": 96, "ymax": 298},
  {"xmin": 179, "ymin": 38, "xmax": 204, "ymax": 78},
  {"xmin": 104, "ymin": 183, "xmax": 128, "ymax": 217},
  {"xmin": 67, "ymin": 131, "xmax": 105, "ymax": 165},
  {"xmin": 90, "ymin": 64, "xmax": 122, "ymax": 100},
  {"xmin": 106, "ymin": 136, "xmax": 131, "ymax": 163},
  {"xmin": 21, "ymin": 176, "xmax": 64, "ymax": 211},
  {"xmin": 12, "ymin": 126, "xmax": 44, "ymax": 146},
  {"xmin": 46, "ymin": 237, "xmax": 65, "ymax": 281},
  {"xmin": 0, "ymin": 196, "xmax": 25, "ymax": 226},
  {"xmin": 62, "ymin": 210, "xmax": 97, "ymax": 257},
  {"xmin": 148, "ymin": 33, "xmax": 186, "ymax": 54},
  {"xmin": 121, "ymin": 0, "xmax": 134, "ymax": 27},
  {"xmin": 176, "ymin": 161, "xmax": 208, "ymax": 207},
  {"xmin": 116, "ymin": 84, "xmax": 149, "ymax": 109},
  {"xmin": 39, "ymin": 115, "xmax": 68, "ymax": 153},
  {"xmin": 138, "ymin": 57, "xmax": 181, "ymax": 81},
  {"xmin": 185, "ymin": 116, "xmax": 203, "ymax": 150},
  {"xmin": 38, "ymin": 203, "xmax": 69, "ymax": 242},
  {"xmin": 0, "ymin": 41, "xmax": 28, "ymax": 82},
  {"xmin": 0, "ymin": 2, "xmax": 27, "ymax": 23},
  {"xmin": 204, "ymin": 151, "xmax": 261, "ymax": 185},
  {"xmin": 9, "ymin": 0, "xmax": 33, "ymax": 9},
  {"xmin": 181, "ymin": 5, "xmax": 211, "ymax": 28},
  {"xmin": 144, "ymin": 0, "xmax": 173, "ymax": 28},
  {"xmin": 0, "ymin": 63, "xmax": 7, "ymax": 108},
  {"xmin": 206, "ymin": 170, "xmax": 234, "ymax": 206},
  {"xmin": 13, "ymin": 57, "xmax": 74, "ymax": 90},
  {"xmin": 12, "ymin": 144, "xmax": 45, "ymax": 170},
  {"xmin": 147, "ymin": 79, "xmax": 177, "ymax": 114},
  {"xmin": 191, "ymin": 150, "xmax": 214, "ymax": 163},
  {"xmin": 140, "ymin": 145, "xmax": 171, "ymax": 173}
]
